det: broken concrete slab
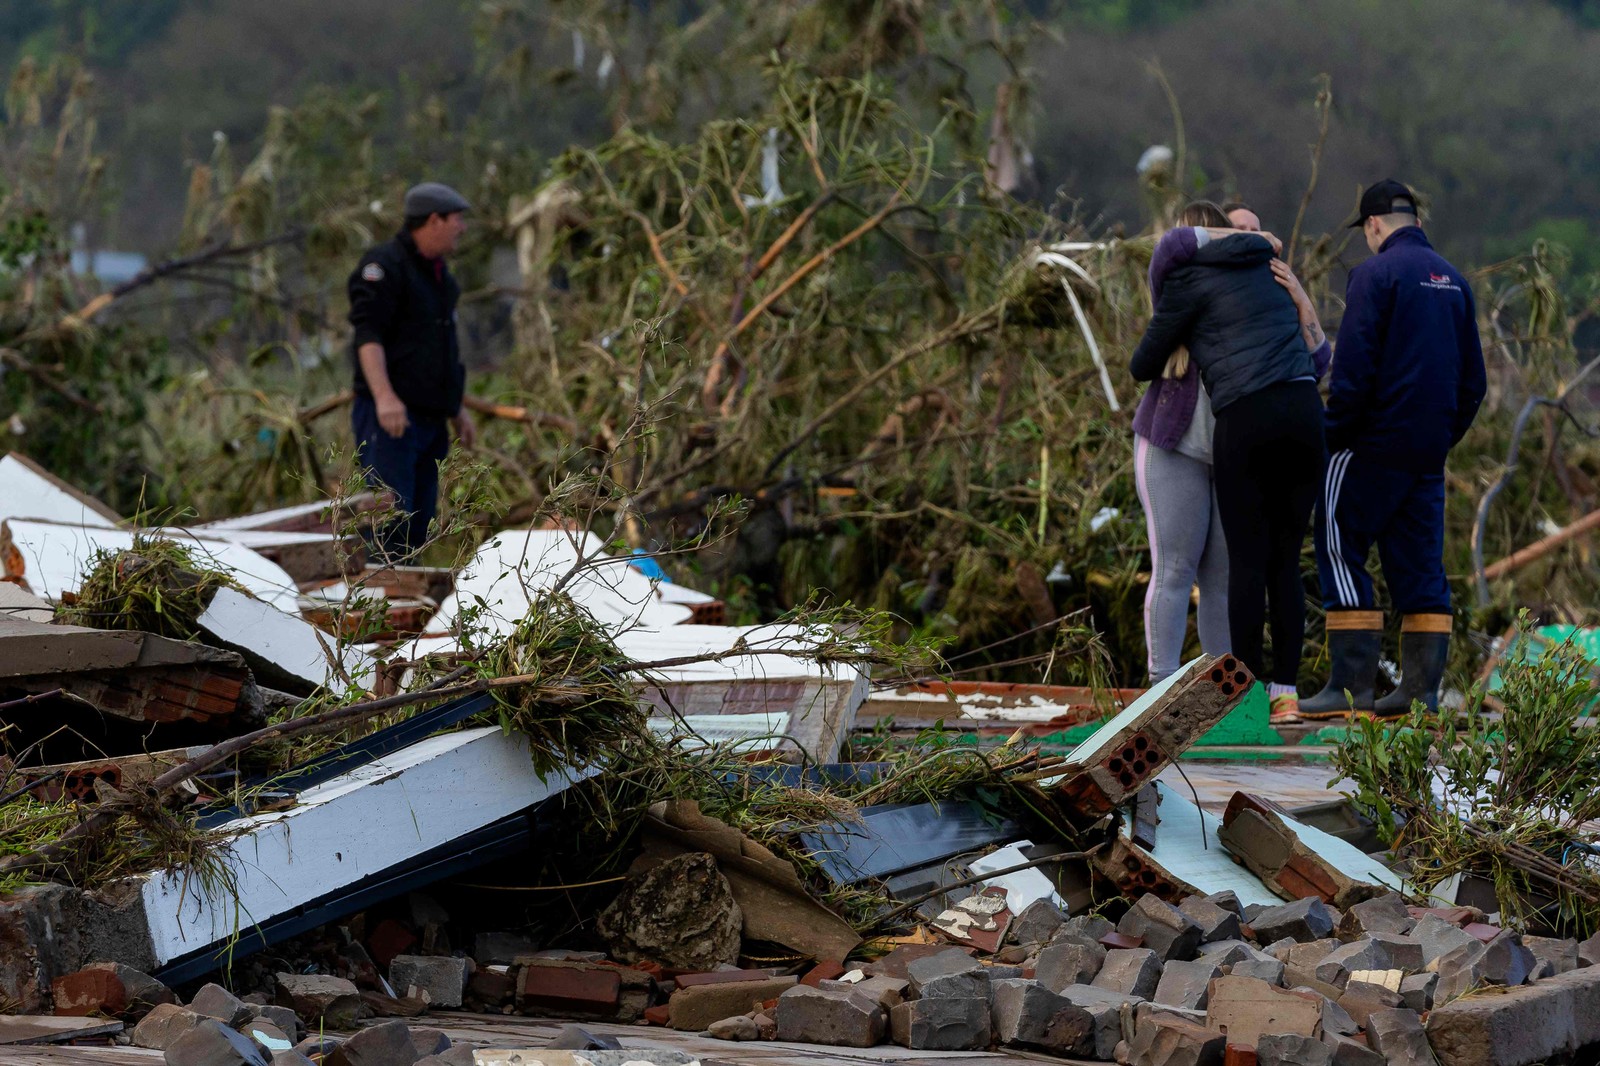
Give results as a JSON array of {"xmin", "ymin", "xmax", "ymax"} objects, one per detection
[
  {"xmin": 1093, "ymin": 948, "xmax": 1163, "ymax": 998},
  {"xmin": 1120, "ymin": 893, "xmax": 1204, "ymax": 961},
  {"xmin": 389, "ymin": 956, "xmax": 468, "ymax": 1009},
  {"xmin": 1048, "ymin": 654, "xmax": 1253, "ymax": 818},
  {"xmin": 775, "ymin": 984, "xmax": 886, "ymax": 1047},
  {"xmin": 905, "ymin": 948, "xmax": 989, "ymax": 999},
  {"xmin": 139, "ymin": 727, "xmax": 596, "ymax": 973},
  {"xmin": 1250, "ymin": 898, "xmax": 1337, "ymax": 944},
  {"xmin": 1337, "ymin": 894, "xmax": 1414, "ymax": 940},
  {"xmin": 1258, "ymin": 1032, "xmax": 1333, "ymax": 1066},
  {"xmin": 889, "ymin": 996, "xmax": 991, "ymax": 1051},
  {"xmin": 1366, "ymin": 1007, "xmax": 1438, "ymax": 1066},
  {"xmin": 1179, "ymin": 896, "xmax": 1243, "ymax": 943},
  {"xmin": 1123, "ymin": 1010, "xmax": 1226, "ymax": 1066},
  {"xmin": 990, "ymin": 979, "xmax": 1092, "ymax": 1055},
  {"xmin": 1205, "ymin": 975, "xmax": 1323, "ymax": 1046},
  {"xmin": 1423, "ymin": 964, "xmax": 1600, "ymax": 1065},
  {"xmin": 1152, "ymin": 959, "xmax": 1223, "ymax": 1010},
  {"xmin": 1034, "ymin": 941, "xmax": 1106, "ymax": 992},
  {"xmin": 274, "ymin": 974, "xmax": 363, "ymax": 1029},
  {"xmin": 666, "ymin": 975, "xmax": 796, "ymax": 1030},
  {"xmin": 1414, "ymin": 914, "xmax": 1481, "ymax": 968}
]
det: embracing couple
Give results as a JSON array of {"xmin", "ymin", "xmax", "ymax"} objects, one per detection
[{"xmin": 1128, "ymin": 182, "xmax": 1486, "ymax": 722}]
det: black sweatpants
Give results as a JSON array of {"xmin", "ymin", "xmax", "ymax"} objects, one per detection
[{"xmin": 1211, "ymin": 379, "xmax": 1326, "ymax": 686}]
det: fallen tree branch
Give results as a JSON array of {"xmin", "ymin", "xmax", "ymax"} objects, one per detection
[{"xmin": 1483, "ymin": 506, "xmax": 1600, "ymax": 582}]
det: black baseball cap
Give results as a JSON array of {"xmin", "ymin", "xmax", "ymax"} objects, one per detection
[{"xmin": 1348, "ymin": 179, "xmax": 1418, "ymax": 227}]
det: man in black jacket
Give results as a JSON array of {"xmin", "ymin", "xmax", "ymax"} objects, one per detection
[
  {"xmin": 1300, "ymin": 180, "xmax": 1486, "ymax": 718},
  {"xmin": 348, "ymin": 182, "xmax": 477, "ymax": 561}
]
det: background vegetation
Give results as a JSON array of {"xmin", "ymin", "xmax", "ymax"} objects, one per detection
[{"xmin": 3, "ymin": 0, "xmax": 1599, "ymax": 691}]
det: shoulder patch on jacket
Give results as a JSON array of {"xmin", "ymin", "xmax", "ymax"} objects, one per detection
[{"xmin": 361, "ymin": 262, "xmax": 385, "ymax": 282}]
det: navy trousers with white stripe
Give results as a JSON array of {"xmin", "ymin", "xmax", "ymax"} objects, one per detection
[{"xmin": 1314, "ymin": 449, "xmax": 1450, "ymax": 613}]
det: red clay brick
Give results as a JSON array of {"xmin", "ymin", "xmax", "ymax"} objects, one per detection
[
  {"xmin": 799, "ymin": 961, "xmax": 846, "ymax": 987},
  {"xmin": 517, "ymin": 962, "xmax": 620, "ymax": 1013},
  {"xmin": 677, "ymin": 969, "xmax": 782, "ymax": 990}
]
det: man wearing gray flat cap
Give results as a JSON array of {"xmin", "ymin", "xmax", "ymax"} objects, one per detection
[{"xmin": 347, "ymin": 180, "xmax": 476, "ymax": 561}]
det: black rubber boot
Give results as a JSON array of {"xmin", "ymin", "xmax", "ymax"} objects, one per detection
[
  {"xmin": 1299, "ymin": 611, "xmax": 1382, "ymax": 719},
  {"xmin": 1373, "ymin": 614, "xmax": 1452, "ymax": 716}
]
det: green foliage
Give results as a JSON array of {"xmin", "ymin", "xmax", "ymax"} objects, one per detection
[
  {"xmin": 61, "ymin": 537, "xmax": 246, "ymax": 640},
  {"xmin": 1334, "ymin": 614, "xmax": 1600, "ymax": 929}
]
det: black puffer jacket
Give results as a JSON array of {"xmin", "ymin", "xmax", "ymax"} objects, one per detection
[
  {"xmin": 347, "ymin": 230, "xmax": 465, "ymax": 419},
  {"xmin": 1129, "ymin": 234, "xmax": 1312, "ymax": 413}
]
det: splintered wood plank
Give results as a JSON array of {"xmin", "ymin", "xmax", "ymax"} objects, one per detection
[
  {"xmin": 0, "ymin": 1048, "xmax": 159, "ymax": 1063},
  {"xmin": 0, "ymin": 1014, "xmax": 125, "ymax": 1045}
]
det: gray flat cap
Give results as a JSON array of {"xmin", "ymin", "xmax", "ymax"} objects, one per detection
[{"xmin": 403, "ymin": 181, "xmax": 471, "ymax": 217}]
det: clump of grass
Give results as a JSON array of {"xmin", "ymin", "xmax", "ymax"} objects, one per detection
[
  {"xmin": 471, "ymin": 592, "xmax": 652, "ymax": 779},
  {"xmin": 60, "ymin": 535, "xmax": 245, "ymax": 640}
]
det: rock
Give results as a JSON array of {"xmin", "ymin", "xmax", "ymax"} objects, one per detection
[
  {"xmin": 322, "ymin": 1020, "xmax": 421, "ymax": 1066},
  {"xmin": 409, "ymin": 1029, "xmax": 450, "ymax": 1057},
  {"xmin": 1200, "ymin": 941, "xmax": 1265, "ymax": 968},
  {"xmin": 1400, "ymin": 972, "xmax": 1437, "ymax": 1012},
  {"xmin": 239, "ymin": 1019, "xmax": 292, "ymax": 1048},
  {"xmin": 270, "ymin": 1052, "xmax": 317, "ymax": 1066},
  {"xmin": 1250, "ymin": 899, "xmax": 1337, "ymax": 944},
  {"xmin": 1424, "ymin": 963, "xmax": 1600, "ymax": 1066},
  {"xmin": 52, "ymin": 962, "xmax": 175, "ymax": 1021},
  {"xmin": 1323, "ymin": 1031, "xmax": 1385, "ymax": 1066},
  {"xmin": 667, "ymin": 976, "xmax": 797, "ymax": 1031},
  {"xmin": 1179, "ymin": 897, "xmax": 1242, "ymax": 943},
  {"xmin": 870, "ymin": 943, "xmax": 971, "ymax": 980},
  {"xmin": 990, "ymin": 979, "xmax": 1087, "ymax": 1055},
  {"xmin": 775, "ymin": 985, "xmax": 886, "ymax": 1047},
  {"xmin": 543, "ymin": 1024, "xmax": 621, "ymax": 1050},
  {"xmin": 1480, "ymin": 932, "xmax": 1536, "ymax": 986},
  {"xmin": 473, "ymin": 931, "xmax": 539, "ymax": 966},
  {"xmin": 130, "ymin": 1003, "xmax": 208, "ymax": 1050},
  {"xmin": 1119, "ymin": 894, "xmax": 1204, "ymax": 961},
  {"xmin": 434, "ymin": 1049, "xmax": 477, "ymax": 1066},
  {"xmin": 906, "ymin": 947, "xmax": 988, "ymax": 999},
  {"xmin": 1009, "ymin": 899, "xmax": 1066, "ymax": 948},
  {"xmin": 1337, "ymin": 981, "xmax": 1405, "ymax": 1028},
  {"xmin": 1057, "ymin": 984, "xmax": 1137, "ymax": 1060},
  {"xmin": 1230, "ymin": 958, "xmax": 1286, "ymax": 985},
  {"xmin": 1258, "ymin": 1032, "xmax": 1334, "ymax": 1066},
  {"xmin": 1151, "ymin": 959, "xmax": 1223, "ymax": 1010},
  {"xmin": 1263, "ymin": 938, "xmax": 1298, "ymax": 961},
  {"xmin": 594, "ymin": 853, "xmax": 741, "ymax": 971},
  {"xmin": 889, "ymin": 996, "xmax": 990, "ymax": 1050},
  {"xmin": 290, "ymin": 1037, "xmax": 343, "ymax": 1060},
  {"xmin": 1363, "ymin": 932, "xmax": 1425, "ymax": 973},
  {"xmin": 1366, "ymin": 1007, "xmax": 1438, "ymax": 1066},
  {"xmin": 1206, "ymin": 891, "xmax": 1244, "ymax": 916},
  {"xmin": 708, "ymin": 1015, "xmax": 760, "ymax": 1041},
  {"xmin": 1414, "ymin": 914, "xmax": 1480, "ymax": 967},
  {"xmin": 164, "ymin": 1019, "xmax": 270, "ymax": 1066},
  {"xmin": 389, "ymin": 956, "xmax": 469, "ymax": 1009},
  {"xmin": 1092, "ymin": 948, "xmax": 1163, "ymax": 998},
  {"xmin": 1337, "ymin": 894, "xmax": 1415, "ymax": 940},
  {"xmin": 1122, "ymin": 1011, "xmax": 1225, "ymax": 1066},
  {"xmin": 1316, "ymin": 940, "xmax": 1393, "ymax": 989},
  {"xmin": 1285, "ymin": 939, "xmax": 1342, "ymax": 973},
  {"xmin": 190, "ymin": 984, "xmax": 255, "ymax": 1029},
  {"xmin": 1578, "ymin": 930, "xmax": 1600, "ymax": 968},
  {"xmin": 273, "ymin": 974, "xmax": 363, "ymax": 1029},
  {"xmin": 245, "ymin": 1005, "xmax": 299, "ymax": 1040},
  {"xmin": 1431, "ymin": 942, "xmax": 1491, "ymax": 1005},
  {"xmin": 1315, "ymin": 992, "xmax": 1362, "ymax": 1037},
  {"xmin": 1034, "ymin": 941, "xmax": 1107, "ymax": 992},
  {"xmin": 1051, "ymin": 914, "xmax": 1116, "ymax": 948},
  {"xmin": 1205, "ymin": 976, "xmax": 1323, "ymax": 1046},
  {"xmin": 849, "ymin": 975, "xmax": 910, "ymax": 1010}
]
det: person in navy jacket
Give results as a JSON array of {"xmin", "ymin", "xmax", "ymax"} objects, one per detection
[{"xmin": 1300, "ymin": 180, "xmax": 1487, "ymax": 718}]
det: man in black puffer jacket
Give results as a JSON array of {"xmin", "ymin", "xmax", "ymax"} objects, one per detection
[{"xmin": 1130, "ymin": 213, "xmax": 1326, "ymax": 700}]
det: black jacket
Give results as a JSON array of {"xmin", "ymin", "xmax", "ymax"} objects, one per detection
[
  {"xmin": 347, "ymin": 230, "xmax": 465, "ymax": 419},
  {"xmin": 1129, "ymin": 234, "xmax": 1313, "ymax": 413}
]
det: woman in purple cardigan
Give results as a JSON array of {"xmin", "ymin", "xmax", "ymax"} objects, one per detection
[{"xmin": 1133, "ymin": 201, "xmax": 1330, "ymax": 719}]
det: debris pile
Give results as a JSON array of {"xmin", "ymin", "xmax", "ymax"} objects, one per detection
[{"xmin": 5, "ymin": 451, "xmax": 1600, "ymax": 1066}]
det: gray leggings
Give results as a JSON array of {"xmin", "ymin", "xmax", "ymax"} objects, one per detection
[{"xmin": 1134, "ymin": 435, "xmax": 1230, "ymax": 681}]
